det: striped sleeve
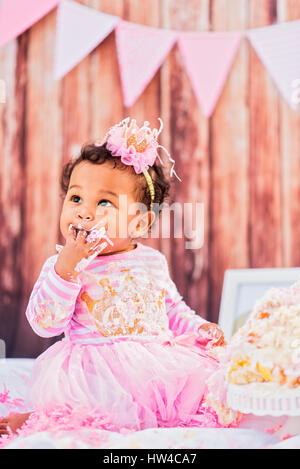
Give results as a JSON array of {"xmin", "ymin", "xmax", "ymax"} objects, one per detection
[
  {"xmin": 25, "ymin": 255, "xmax": 82, "ymax": 338},
  {"xmin": 159, "ymin": 254, "xmax": 208, "ymax": 336}
]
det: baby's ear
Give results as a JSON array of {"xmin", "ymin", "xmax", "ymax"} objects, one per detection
[
  {"xmin": 128, "ymin": 211, "xmax": 155, "ymax": 238},
  {"xmin": 148, "ymin": 210, "xmax": 156, "ymax": 230}
]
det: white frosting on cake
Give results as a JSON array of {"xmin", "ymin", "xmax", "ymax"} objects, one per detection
[{"xmin": 225, "ymin": 279, "xmax": 300, "ymax": 389}]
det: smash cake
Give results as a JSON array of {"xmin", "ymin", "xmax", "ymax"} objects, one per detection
[{"xmin": 207, "ymin": 280, "xmax": 300, "ymax": 423}]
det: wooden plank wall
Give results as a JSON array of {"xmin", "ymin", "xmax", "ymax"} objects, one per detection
[{"xmin": 0, "ymin": 0, "xmax": 299, "ymax": 358}]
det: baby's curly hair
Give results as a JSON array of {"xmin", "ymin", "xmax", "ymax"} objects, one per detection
[{"xmin": 60, "ymin": 143, "xmax": 171, "ymax": 219}]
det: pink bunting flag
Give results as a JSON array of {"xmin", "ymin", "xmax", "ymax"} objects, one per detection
[
  {"xmin": 54, "ymin": 0, "xmax": 119, "ymax": 79},
  {"xmin": 115, "ymin": 20, "xmax": 177, "ymax": 107},
  {"xmin": 0, "ymin": 0, "xmax": 61, "ymax": 47},
  {"xmin": 247, "ymin": 20, "xmax": 300, "ymax": 110},
  {"xmin": 178, "ymin": 31, "xmax": 243, "ymax": 118}
]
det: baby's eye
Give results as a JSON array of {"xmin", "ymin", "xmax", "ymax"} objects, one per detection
[
  {"xmin": 98, "ymin": 199, "xmax": 113, "ymax": 207},
  {"xmin": 71, "ymin": 195, "xmax": 81, "ymax": 203}
]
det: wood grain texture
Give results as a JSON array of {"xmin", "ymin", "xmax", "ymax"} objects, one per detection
[
  {"xmin": 0, "ymin": 37, "xmax": 26, "ymax": 356},
  {"xmin": 161, "ymin": 0, "xmax": 210, "ymax": 319},
  {"xmin": 13, "ymin": 10, "xmax": 63, "ymax": 357},
  {"xmin": 123, "ymin": 0, "xmax": 162, "ymax": 252},
  {"xmin": 279, "ymin": 0, "xmax": 300, "ymax": 266},
  {"xmin": 58, "ymin": 0, "xmax": 94, "ymax": 247},
  {"xmin": 209, "ymin": 0, "xmax": 250, "ymax": 322},
  {"xmin": 249, "ymin": 0, "xmax": 283, "ymax": 268},
  {"xmin": 0, "ymin": 0, "xmax": 299, "ymax": 357},
  {"xmin": 89, "ymin": 0, "xmax": 125, "ymax": 140}
]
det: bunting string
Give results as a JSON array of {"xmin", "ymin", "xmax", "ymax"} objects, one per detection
[{"xmin": 0, "ymin": 0, "xmax": 299, "ymax": 115}]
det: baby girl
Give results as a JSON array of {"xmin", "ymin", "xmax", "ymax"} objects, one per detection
[{"xmin": 0, "ymin": 118, "xmax": 224, "ymax": 436}]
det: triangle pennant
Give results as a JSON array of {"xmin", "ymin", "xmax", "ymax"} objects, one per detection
[
  {"xmin": 115, "ymin": 20, "xmax": 177, "ymax": 107},
  {"xmin": 54, "ymin": 0, "xmax": 119, "ymax": 79},
  {"xmin": 247, "ymin": 20, "xmax": 300, "ymax": 110},
  {"xmin": 0, "ymin": 0, "xmax": 61, "ymax": 47},
  {"xmin": 178, "ymin": 31, "xmax": 243, "ymax": 118}
]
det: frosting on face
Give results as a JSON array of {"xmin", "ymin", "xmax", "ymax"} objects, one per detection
[{"xmin": 56, "ymin": 224, "xmax": 114, "ymax": 274}]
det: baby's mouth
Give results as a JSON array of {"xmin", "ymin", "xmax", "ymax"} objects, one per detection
[
  {"xmin": 76, "ymin": 227, "xmax": 90, "ymax": 236},
  {"xmin": 69, "ymin": 224, "xmax": 94, "ymax": 239},
  {"xmin": 68, "ymin": 223, "xmax": 114, "ymax": 246}
]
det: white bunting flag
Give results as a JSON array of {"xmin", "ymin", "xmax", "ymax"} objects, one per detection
[
  {"xmin": 54, "ymin": 0, "xmax": 119, "ymax": 79},
  {"xmin": 247, "ymin": 20, "xmax": 300, "ymax": 110}
]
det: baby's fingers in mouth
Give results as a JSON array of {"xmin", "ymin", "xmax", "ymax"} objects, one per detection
[
  {"xmin": 68, "ymin": 224, "xmax": 78, "ymax": 240},
  {"xmin": 76, "ymin": 228, "xmax": 89, "ymax": 242}
]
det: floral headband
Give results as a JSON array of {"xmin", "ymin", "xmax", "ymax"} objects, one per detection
[{"xmin": 95, "ymin": 117, "xmax": 182, "ymax": 211}]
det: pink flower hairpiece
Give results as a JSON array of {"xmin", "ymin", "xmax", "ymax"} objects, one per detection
[{"xmin": 95, "ymin": 117, "xmax": 182, "ymax": 209}]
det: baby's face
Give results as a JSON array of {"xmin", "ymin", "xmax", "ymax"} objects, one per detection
[{"xmin": 60, "ymin": 160, "xmax": 146, "ymax": 254}]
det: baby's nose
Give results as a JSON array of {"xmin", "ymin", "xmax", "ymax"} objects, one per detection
[{"xmin": 77, "ymin": 208, "xmax": 94, "ymax": 222}]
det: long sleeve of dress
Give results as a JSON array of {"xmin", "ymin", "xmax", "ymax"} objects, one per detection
[
  {"xmin": 160, "ymin": 253, "xmax": 208, "ymax": 336},
  {"xmin": 25, "ymin": 255, "xmax": 82, "ymax": 338}
]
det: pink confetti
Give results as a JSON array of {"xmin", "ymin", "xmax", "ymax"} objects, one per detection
[
  {"xmin": 0, "ymin": 402, "xmax": 229, "ymax": 448},
  {"xmin": 0, "ymin": 405, "xmax": 121, "ymax": 448},
  {"xmin": 265, "ymin": 424, "xmax": 284, "ymax": 434},
  {"xmin": 0, "ymin": 386, "xmax": 25, "ymax": 410}
]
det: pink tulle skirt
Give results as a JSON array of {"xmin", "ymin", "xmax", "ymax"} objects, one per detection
[{"xmin": 28, "ymin": 335, "xmax": 220, "ymax": 431}]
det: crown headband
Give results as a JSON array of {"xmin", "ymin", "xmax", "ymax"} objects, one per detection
[{"xmin": 95, "ymin": 117, "xmax": 182, "ymax": 211}]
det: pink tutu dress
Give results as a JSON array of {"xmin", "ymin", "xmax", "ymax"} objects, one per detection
[{"xmin": 25, "ymin": 242, "xmax": 220, "ymax": 431}]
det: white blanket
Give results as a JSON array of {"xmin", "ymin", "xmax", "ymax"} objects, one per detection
[{"xmin": 1, "ymin": 359, "xmax": 300, "ymax": 449}]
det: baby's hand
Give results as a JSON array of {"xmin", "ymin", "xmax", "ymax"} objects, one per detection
[
  {"xmin": 54, "ymin": 226, "xmax": 106, "ymax": 282},
  {"xmin": 197, "ymin": 322, "xmax": 226, "ymax": 348}
]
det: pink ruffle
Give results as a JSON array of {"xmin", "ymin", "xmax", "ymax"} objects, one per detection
[
  {"xmin": 163, "ymin": 332, "xmax": 220, "ymax": 360},
  {"xmin": 26, "ymin": 337, "xmax": 221, "ymax": 432},
  {"xmin": 106, "ymin": 126, "xmax": 157, "ymax": 174}
]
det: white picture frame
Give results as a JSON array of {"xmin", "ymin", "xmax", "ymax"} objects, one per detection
[{"xmin": 218, "ymin": 268, "xmax": 300, "ymax": 341}]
